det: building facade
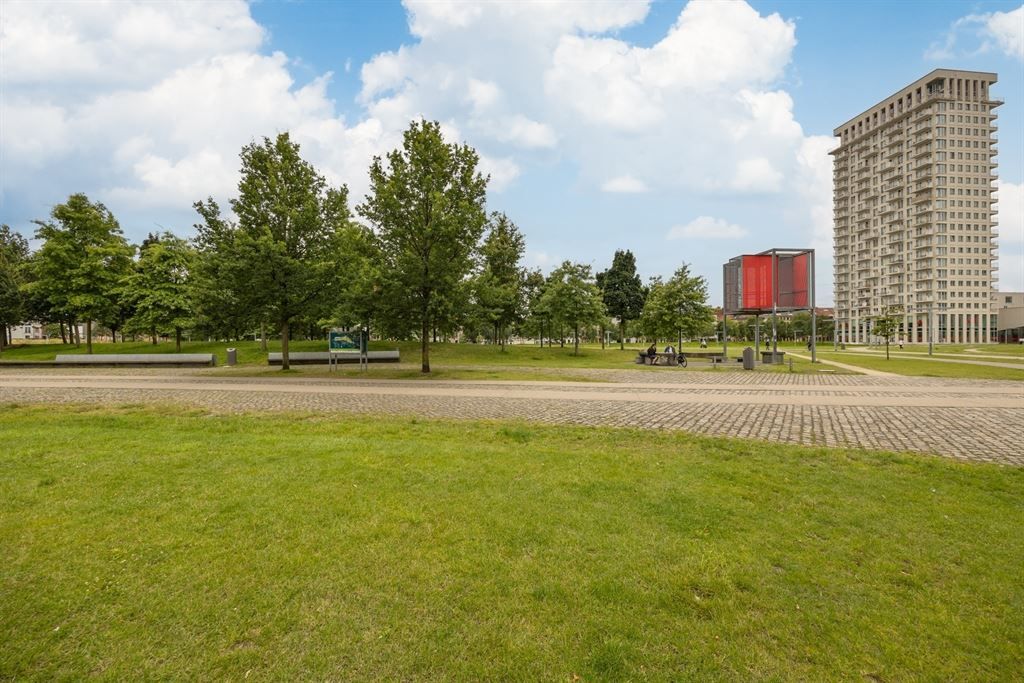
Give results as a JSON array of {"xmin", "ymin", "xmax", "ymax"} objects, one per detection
[
  {"xmin": 832, "ymin": 69, "xmax": 1000, "ymax": 344},
  {"xmin": 993, "ymin": 291, "xmax": 1024, "ymax": 343}
]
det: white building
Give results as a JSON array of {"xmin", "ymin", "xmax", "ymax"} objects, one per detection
[{"xmin": 832, "ymin": 69, "xmax": 1000, "ymax": 344}]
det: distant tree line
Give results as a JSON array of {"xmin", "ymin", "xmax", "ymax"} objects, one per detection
[{"xmin": 0, "ymin": 120, "xmax": 717, "ymax": 371}]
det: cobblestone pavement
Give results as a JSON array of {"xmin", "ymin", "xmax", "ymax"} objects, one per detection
[{"xmin": 2, "ymin": 370, "xmax": 1021, "ymax": 464}]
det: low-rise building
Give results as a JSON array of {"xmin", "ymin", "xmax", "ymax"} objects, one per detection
[{"xmin": 993, "ymin": 292, "xmax": 1024, "ymax": 342}]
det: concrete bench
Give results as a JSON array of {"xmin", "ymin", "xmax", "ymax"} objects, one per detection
[
  {"xmin": 680, "ymin": 351, "xmax": 725, "ymax": 363},
  {"xmin": 636, "ymin": 352, "xmax": 683, "ymax": 366},
  {"xmin": 267, "ymin": 350, "xmax": 400, "ymax": 365},
  {"xmin": 761, "ymin": 351, "xmax": 786, "ymax": 364},
  {"xmin": 54, "ymin": 353, "xmax": 217, "ymax": 367}
]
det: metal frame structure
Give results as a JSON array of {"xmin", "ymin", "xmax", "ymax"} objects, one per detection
[{"xmin": 722, "ymin": 248, "xmax": 817, "ymax": 363}]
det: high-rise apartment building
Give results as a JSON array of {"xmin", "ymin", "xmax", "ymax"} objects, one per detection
[{"xmin": 831, "ymin": 69, "xmax": 1000, "ymax": 344}]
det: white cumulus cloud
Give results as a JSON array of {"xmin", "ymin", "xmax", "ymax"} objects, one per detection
[
  {"xmin": 926, "ymin": 4, "xmax": 1024, "ymax": 61},
  {"xmin": 667, "ymin": 216, "xmax": 748, "ymax": 240},
  {"xmin": 996, "ymin": 180, "xmax": 1024, "ymax": 291},
  {"xmin": 601, "ymin": 175, "xmax": 648, "ymax": 193}
]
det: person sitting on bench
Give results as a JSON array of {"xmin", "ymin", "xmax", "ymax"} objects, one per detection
[{"xmin": 646, "ymin": 343, "xmax": 657, "ymax": 363}]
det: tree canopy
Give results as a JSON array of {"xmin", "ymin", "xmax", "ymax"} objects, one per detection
[
  {"xmin": 0, "ymin": 225, "xmax": 30, "ymax": 350},
  {"xmin": 538, "ymin": 261, "xmax": 606, "ymax": 356},
  {"xmin": 597, "ymin": 249, "xmax": 646, "ymax": 350},
  {"xmin": 122, "ymin": 232, "xmax": 195, "ymax": 351},
  {"xmin": 474, "ymin": 212, "xmax": 526, "ymax": 349},
  {"xmin": 26, "ymin": 194, "xmax": 132, "ymax": 353},
  {"xmin": 225, "ymin": 133, "xmax": 353, "ymax": 369},
  {"xmin": 639, "ymin": 265, "xmax": 714, "ymax": 345},
  {"xmin": 358, "ymin": 119, "xmax": 489, "ymax": 372}
]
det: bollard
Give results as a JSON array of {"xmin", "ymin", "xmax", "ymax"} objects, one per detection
[{"xmin": 226, "ymin": 348, "xmax": 237, "ymax": 366}]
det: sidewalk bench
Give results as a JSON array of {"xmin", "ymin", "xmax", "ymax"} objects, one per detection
[
  {"xmin": 636, "ymin": 352, "xmax": 683, "ymax": 366},
  {"xmin": 53, "ymin": 353, "xmax": 217, "ymax": 367},
  {"xmin": 267, "ymin": 351, "xmax": 400, "ymax": 366}
]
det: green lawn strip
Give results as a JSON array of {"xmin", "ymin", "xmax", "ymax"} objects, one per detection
[
  {"xmin": 816, "ymin": 352, "xmax": 1024, "ymax": 381},
  {"xmin": 1, "ymin": 405, "xmax": 1021, "ymax": 680},
  {"xmin": 1, "ymin": 340, "xmax": 841, "ymax": 375}
]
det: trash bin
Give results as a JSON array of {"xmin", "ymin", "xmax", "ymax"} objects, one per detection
[
  {"xmin": 742, "ymin": 346, "xmax": 755, "ymax": 370},
  {"xmin": 226, "ymin": 348, "xmax": 237, "ymax": 366}
]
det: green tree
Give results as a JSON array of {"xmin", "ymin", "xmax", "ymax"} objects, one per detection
[
  {"xmin": 27, "ymin": 194, "xmax": 132, "ymax": 353},
  {"xmin": 0, "ymin": 225, "xmax": 30, "ymax": 352},
  {"xmin": 358, "ymin": 119, "xmax": 488, "ymax": 372},
  {"xmin": 520, "ymin": 268, "xmax": 549, "ymax": 345},
  {"xmin": 597, "ymin": 250, "xmax": 645, "ymax": 350},
  {"xmin": 474, "ymin": 212, "xmax": 526, "ymax": 350},
  {"xmin": 639, "ymin": 265, "xmax": 714, "ymax": 347},
  {"xmin": 122, "ymin": 232, "xmax": 195, "ymax": 352},
  {"xmin": 871, "ymin": 304, "xmax": 902, "ymax": 360},
  {"xmin": 538, "ymin": 261, "xmax": 606, "ymax": 356},
  {"xmin": 191, "ymin": 198, "xmax": 260, "ymax": 342},
  {"xmin": 225, "ymin": 133, "xmax": 352, "ymax": 370}
]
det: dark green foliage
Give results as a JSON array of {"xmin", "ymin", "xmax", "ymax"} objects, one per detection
[
  {"xmin": 194, "ymin": 133, "xmax": 353, "ymax": 369},
  {"xmin": 122, "ymin": 232, "xmax": 195, "ymax": 351},
  {"xmin": 25, "ymin": 194, "xmax": 132, "ymax": 352},
  {"xmin": 0, "ymin": 225, "xmax": 30, "ymax": 350},
  {"xmin": 597, "ymin": 249, "xmax": 645, "ymax": 349},
  {"xmin": 538, "ymin": 261, "xmax": 606, "ymax": 355},
  {"xmin": 640, "ymin": 264, "xmax": 714, "ymax": 344},
  {"xmin": 358, "ymin": 120, "xmax": 489, "ymax": 372},
  {"xmin": 473, "ymin": 212, "xmax": 526, "ymax": 349}
]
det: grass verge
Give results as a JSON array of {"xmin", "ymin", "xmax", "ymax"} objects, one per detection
[
  {"xmin": 1, "ymin": 405, "xmax": 1021, "ymax": 680},
  {"xmin": 815, "ymin": 351, "xmax": 1024, "ymax": 381}
]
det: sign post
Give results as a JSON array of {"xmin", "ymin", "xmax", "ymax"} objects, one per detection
[{"xmin": 329, "ymin": 328, "xmax": 368, "ymax": 372}]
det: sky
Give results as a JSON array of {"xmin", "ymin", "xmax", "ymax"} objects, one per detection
[{"xmin": 1, "ymin": 0, "xmax": 1022, "ymax": 304}]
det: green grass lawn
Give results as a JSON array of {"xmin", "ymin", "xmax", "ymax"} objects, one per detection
[
  {"xmin": 0, "ymin": 339, "xmax": 834, "ymax": 375},
  {"xmin": 2, "ymin": 405, "xmax": 1021, "ymax": 680},
  {"xmin": 815, "ymin": 351, "xmax": 1024, "ymax": 381}
]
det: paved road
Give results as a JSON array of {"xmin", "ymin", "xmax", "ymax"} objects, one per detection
[{"xmin": 2, "ymin": 370, "xmax": 1021, "ymax": 465}]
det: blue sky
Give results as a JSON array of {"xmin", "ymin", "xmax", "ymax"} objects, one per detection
[{"xmin": 2, "ymin": 0, "xmax": 1022, "ymax": 303}]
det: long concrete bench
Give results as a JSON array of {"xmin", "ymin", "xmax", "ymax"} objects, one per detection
[
  {"xmin": 267, "ymin": 351, "xmax": 400, "ymax": 365},
  {"xmin": 54, "ymin": 353, "xmax": 217, "ymax": 367}
]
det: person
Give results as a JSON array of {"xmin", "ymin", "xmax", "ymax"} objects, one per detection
[
  {"xmin": 646, "ymin": 343, "xmax": 657, "ymax": 363},
  {"xmin": 700, "ymin": 338, "xmax": 708, "ymax": 349},
  {"xmin": 664, "ymin": 344, "xmax": 675, "ymax": 355}
]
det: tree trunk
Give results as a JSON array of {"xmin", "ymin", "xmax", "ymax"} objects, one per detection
[
  {"xmin": 281, "ymin": 319, "xmax": 290, "ymax": 370},
  {"xmin": 885, "ymin": 338, "xmax": 889, "ymax": 360},
  {"xmin": 620, "ymin": 320, "xmax": 626, "ymax": 350},
  {"xmin": 86, "ymin": 320, "xmax": 93, "ymax": 354},
  {"xmin": 421, "ymin": 318, "xmax": 431, "ymax": 373},
  {"xmin": 72, "ymin": 320, "xmax": 81, "ymax": 346},
  {"xmin": 60, "ymin": 321, "xmax": 67, "ymax": 344},
  {"xmin": 260, "ymin": 323, "xmax": 268, "ymax": 352},
  {"xmin": 574, "ymin": 323, "xmax": 580, "ymax": 356},
  {"xmin": 175, "ymin": 327, "xmax": 182, "ymax": 353},
  {"xmin": 600, "ymin": 325, "xmax": 605, "ymax": 350},
  {"xmin": 151, "ymin": 327, "xmax": 158, "ymax": 345}
]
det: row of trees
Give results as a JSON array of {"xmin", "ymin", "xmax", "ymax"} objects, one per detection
[{"xmin": 0, "ymin": 120, "xmax": 716, "ymax": 371}]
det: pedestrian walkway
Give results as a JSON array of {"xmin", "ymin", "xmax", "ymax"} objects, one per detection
[{"xmin": 2, "ymin": 371, "xmax": 1021, "ymax": 464}]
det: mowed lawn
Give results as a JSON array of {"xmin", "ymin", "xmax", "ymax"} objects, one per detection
[
  {"xmin": 814, "ymin": 350, "xmax": 1024, "ymax": 381},
  {"xmin": 2, "ymin": 406, "xmax": 1022, "ymax": 680}
]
